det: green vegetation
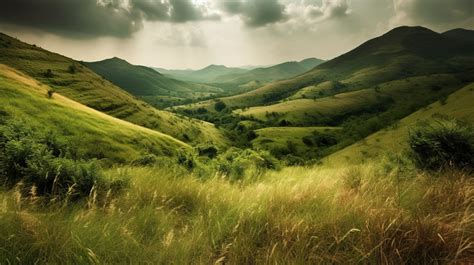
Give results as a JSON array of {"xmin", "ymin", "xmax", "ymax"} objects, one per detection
[
  {"xmin": 86, "ymin": 58, "xmax": 222, "ymax": 108},
  {"xmin": 251, "ymin": 127, "xmax": 341, "ymax": 163},
  {"xmin": 214, "ymin": 58, "xmax": 324, "ymax": 84},
  {"xmin": 0, "ymin": 120, "xmax": 124, "ymax": 199},
  {"xmin": 0, "ymin": 160, "xmax": 472, "ymax": 263},
  {"xmin": 408, "ymin": 118, "xmax": 474, "ymax": 171},
  {"xmin": 327, "ymin": 82, "xmax": 474, "ymax": 165},
  {"xmin": 0, "ymin": 33, "xmax": 228, "ymax": 147},
  {"xmin": 0, "ymin": 26, "xmax": 473, "ymax": 264},
  {"xmin": 156, "ymin": 64, "xmax": 247, "ymax": 83},
  {"xmin": 0, "ymin": 64, "xmax": 190, "ymax": 164}
]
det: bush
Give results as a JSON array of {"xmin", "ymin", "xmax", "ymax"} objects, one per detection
[
  {"xmin": 44, "ymin": 69, "xmax": 54, "ymax": 78},
  {"xmin": 0, "ymin": 120, "xmax": 118, "ymax": 199},
  {"xmin": 408, "ymin": 118, "xmax": 474, "ymax": 171},
  {"xmin": 68, "ymin": 64, "xmax": 77, "ymax": 74},
  {"xmin": 47, "ymin": 89, "xmax": 55, "ymax": 99},
  {"xmin": 217, "ymin": 148, "xmax": 280, "ymax": 181},
  {"xmin": 214, "ymin": 101, "xmax": 227, "ymax": 112},
  {"xmin": 197, "ymin": 145, "xmax": 218, "ymax": 159}
]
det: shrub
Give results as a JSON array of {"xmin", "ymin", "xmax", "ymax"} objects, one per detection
[
  {"xmin": 197, "ymin": 145, "xmax": 218, "ymax": 159},
  {"xmin": 68, "ymin": 64, "xmax": 77, "ymax": 74},
  {"xmin": 214, "ymin": 101, "xmax": 227, "ymax": 112},
  {"xmin": 44, "ymin": 69, "xmax": 54, "ymax": 78},
  {"xmin": 408, "ymin": 118, "xmax": 474, "ymax": 171},
  {"xmin": 0, "ymin": 120, "xmax": 117, "ymax": 199},
  {"xmin": 47, "ymin": 89, "xmax": 55, "ymax": 99}
]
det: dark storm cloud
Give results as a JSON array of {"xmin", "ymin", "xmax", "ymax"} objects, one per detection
[
  {"xmin": 395, "ymin": 0, "xmax": 474, "ymax": 25},
  {"xmin": 219, "ymin": 0, "xmax": 287, "ymax": 27},
  {"xmin": 0, "ymin": 0, "xmax": 218, "ymax": 38}
]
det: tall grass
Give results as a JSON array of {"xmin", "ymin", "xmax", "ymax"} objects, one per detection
[{"xmin": 0, "ymin": 162, "xmax": 472, "ymax": 264}]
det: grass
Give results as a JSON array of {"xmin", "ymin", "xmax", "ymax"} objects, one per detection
[
  {"xmin": 0, "ymin": 33, "xmax": 228, "ymax": 147},
  {"xmin": 252, "ymin": 127, "xmax": 341, "ymax": 158},
  {"xmin": 0, "ymin": 160, "xmax": 472, "ymax": 264},
  {"xmin": 238, "ymin": 73, "xmax": 468, "ymax": 125},
  {"xmin": 326, "ymin": 82, "xmax": 474, "ymax": 165},
  {"xmin": 0, "ymin": 64, "xmax": 190, "ymax": 164},
  {"xmin": 85, "ymin": 58, "xmax": 222, "ymax": 108}
]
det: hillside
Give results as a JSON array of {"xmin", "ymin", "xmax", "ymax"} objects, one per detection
[
  {"xmin": 214, "ymin": 58, "xmax": 324, "ymax": 84},
  {"xmin": 325, "ymin": 82, "xmax": 474, "ymax": 165},
  {"xmin": 156, "ymin": 64, "xmax": 247, "ymax": 83},
  {"xmin": 0, "ymin": 63, "xmax": 190, "ymax": 164},
  {"xmin": 178, "ymin": 26, "xmax": 474, "ymax": 113},
  {"xmin": 86, "ymin": 58, "xmax": 222, "ymax": 108},
  {"xmin": 238, "ymin": 73, "xmax": 468, "ymax": 125},
  {"xmin": 0, "ymin": 32, "xmax": 228, "ymax": 147}
]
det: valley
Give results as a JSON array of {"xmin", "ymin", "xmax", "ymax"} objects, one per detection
[{"xmin": 0, "ymin": 23, "xmax": 473, "ymax": 264}]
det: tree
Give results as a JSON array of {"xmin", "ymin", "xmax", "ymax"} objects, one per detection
[{"xmin": 214, "ymin": 101, "xmax": 227, "ymax": 112}]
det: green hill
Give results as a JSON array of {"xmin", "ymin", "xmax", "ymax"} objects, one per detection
[
  {"xmin": 179, "ymin": 26, "xmax": 474, "ymax": 112},
  {"xmin": 0, "ymin": 63, "xmax": 190, "ymax": 164},
  {"xmin": 0, "ymin": 32, "xmax": 228, "ymax": 147},
  {"xmin": 325, "ymin": 82, "xmax": 474, "ymax": 165},
  {"xmin": 214, "ymin": 58, "xmax": 324, "ymax": 84},
  {"xmin": 86, "ymin": 58, "xmax": 222, "ymax": 108},
  {"xmin": 156, "ymin": 64, "xmax": 247, "ymax": 83}
]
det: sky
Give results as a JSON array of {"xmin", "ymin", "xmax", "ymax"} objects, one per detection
[{"xmin": 0, "ymin": 0, "xmax": 473, "ymax": 69}]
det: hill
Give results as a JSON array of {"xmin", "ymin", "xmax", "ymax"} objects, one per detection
[
  {"xmin": 178, "ymin": 26, "xmax": 474, "ymax": 113},
  {"xmin": 0, "ymin": 63, "xmax": 190, "ymax": 164},
  {"xmin": 325, "ymin": 82, "xmax": 474, "ymax": 165},
  {"xmin": 86, "ymin": 58, "xmax": 222, "ymax": 108},
  {"xmin": 0, "ymin": 32, "xmax": 228, "ymax": 147},
  {"xmin": 214, "ymin": 58, "xmax": 324, "ymax": 84},
  {"xmin": 156, "ymin": 64, "xmax": 247, "ymax": 83}
]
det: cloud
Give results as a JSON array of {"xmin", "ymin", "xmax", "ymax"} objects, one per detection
[
  {"xmin": 218, "ymin": 0, "xmax": 287, "ymax": 27},
  {"xmin": 0, "ymin": 0, "xmax": 219, "ymax": 38},
  {"xmin": 304, "ymin": 0, "xmax": 351, "ymax": 21},
  {"xmin": 391, "ymin": 0, "xmax": 474, "ymax": 28}
]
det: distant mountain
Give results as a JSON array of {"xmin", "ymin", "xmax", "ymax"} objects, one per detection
[
  {"xmin": 155, "ymin": 64, "xmax": 247, "ymax": 83},
  {"xmin": 442, "ymin": 28, "xmax": 474, "ymax": 43},
  {"xmin": 155, "ymin": 58, "xmax": 323, "ymax": 85},
  {"xmin": 215, "ymin": 58, "xmax": 324, "ymax": 84},
  {"xmin": 184, "ymin": 26, "xmax": 474, "ymax": 110},
  {"xmin": 299, "ymin": 58, "xmax": 325, "ymax": 70},
  {"xmin": 176, "ymin": 26, "xmax": 474, "ymax": 134},
  {"xmin": 86, "ymin": 58, "xmax": 222, "ymax": 107}
]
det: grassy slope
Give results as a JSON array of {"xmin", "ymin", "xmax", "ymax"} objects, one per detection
[
  {"xmin": 157, "ymin": 64, "xmax": 248, "ymax": 83},
  {"xmin": 178, "ymin": 26, "xmax": 474, "ymax": 113},
  {"xmin": 326, "ymin": 82, "xmax": 474, "ymax": 165},
  {"xmin": 214, "ymin": 58, "xmax": 324, "ymax": 84},
  {"xmin": 86, "ymin": 58, "xmax": 222, "ymax": 105},
  {"xmin": 0, "ymin": 33, "xmax": 228, "ymax": 147},
  {"xmin": 238, "ymin": 73, "xmax": 468, "ymax": 124},
  {"xmin": 251, "ymin": 127, "xmax": 340, "ymax": 157},
  {"xmin": 0, "ymin": 64, "xmax": 190, "ymax": 163}
]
